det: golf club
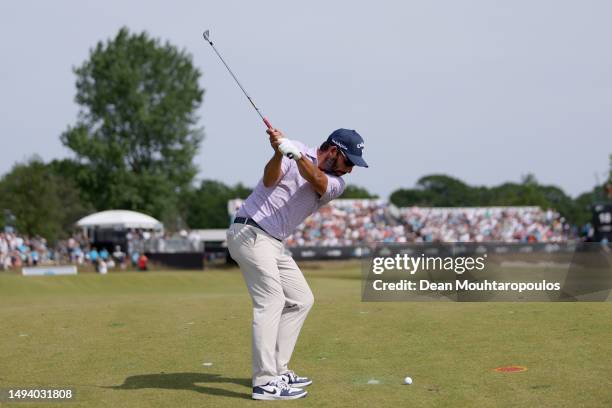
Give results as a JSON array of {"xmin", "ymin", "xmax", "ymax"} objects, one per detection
[{"xmin": 202, "ymin": 29, "xmax": 273, "ymax": 130}]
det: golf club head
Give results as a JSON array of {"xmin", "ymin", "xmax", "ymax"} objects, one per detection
[{"xmin": 202, "ymin": 30, "xmax": 210, "ymax": 42}]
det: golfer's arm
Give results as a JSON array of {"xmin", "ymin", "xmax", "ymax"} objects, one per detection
[
  {"xmin": 263, "ymin": 152, "xmax": 284, "ymax": 187},
  {"xmin": 296, "ymin": 157, "xmax": 328, "ymax": 196}
]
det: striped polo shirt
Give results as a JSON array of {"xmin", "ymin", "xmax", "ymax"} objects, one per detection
[{"xmin": 236, "ymin": 140, "xmax": 345, "ymax": 240}]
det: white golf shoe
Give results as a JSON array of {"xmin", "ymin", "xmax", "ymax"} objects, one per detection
[
  {"xmin": 280, "ymin": 370, "xmax": 313, "ymax": 387},
  {"xmin": 251, "ymin": 377, "xmax": 307, "ymax": 400}
]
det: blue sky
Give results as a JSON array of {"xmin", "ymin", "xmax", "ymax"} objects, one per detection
[{"xmin": 1, "ymin": 0, "xmax": 611, "ymax": 198}]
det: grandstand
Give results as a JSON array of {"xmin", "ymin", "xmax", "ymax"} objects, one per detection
[
  {"xmin": 228, "ymin": 199, "xmax": 572, "ymax": 246},
  {"xmin": 0, "ymin": 200, "xmax": 575, "ymax": 271}
]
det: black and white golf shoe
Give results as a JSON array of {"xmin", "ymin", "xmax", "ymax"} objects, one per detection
[
  {"xmin": 281, "ymin": 370, "xmax": 313, "ymax": 387},
  {"xmin": 252, "ymin": 377, "xmax": 307, "ymax": 400}
]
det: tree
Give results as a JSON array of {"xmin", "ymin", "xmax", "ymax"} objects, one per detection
[
  {"xmin": 0, "ymin": 158, "xmax": 92, "ymax": 242},
  {"xmin": 574, "ymin": 190, "xmax": 597, "ymax": 226},
  {"xmin": 390, "ymin": 174, "xmax": 475, "ymax": 207},
  {"xmin": 340, "ymin": 185, "xmax": 378, "ymax": 199},
  {"xmin": 183, "ymin": 180, "xmax": 252, "ymax": 229},
  {"xmin": 416, "ymin": 174, "xmax": 476, "ymax": 206},
  {"xmin": 389, "ymin": 173, "xmax": 593, "ymax": 226},
  {"xmin": 60, "ymin": 27, "xmax": 204, "ymax": 222},
  {"xmin": 48, "ymin": 158, "xmax": 96, "ymax": 206}
]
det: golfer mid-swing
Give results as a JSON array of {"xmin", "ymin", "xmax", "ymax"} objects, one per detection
[{"xmin": 227, "ymin": 128, "xmax": 368, "ymax": 400}]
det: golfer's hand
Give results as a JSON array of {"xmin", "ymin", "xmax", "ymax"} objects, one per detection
[
  {"xmin": 267, "ymin": 128, "xmax": 284, "ymax": 156},
  {"xmin": 279, "ymin": 139, "xmax": 302, "ymax": 161}
]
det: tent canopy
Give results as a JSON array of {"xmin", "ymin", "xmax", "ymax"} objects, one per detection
[{"xmin": 76, "ymin": 210, "xmax": 163, "ymax": 230}]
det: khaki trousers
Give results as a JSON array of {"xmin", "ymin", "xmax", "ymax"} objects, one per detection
[{"xmin": 227, "ymin": 223, "xmax": 314, "ymax": 387}]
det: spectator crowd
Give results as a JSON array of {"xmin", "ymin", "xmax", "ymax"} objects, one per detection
[
  {"xmin": 397, "ymin": 206, "xmax": 569, "ymax": 243},
  {"xmin": 286, "ymin": 200, "xmax": 406, "ymax": 246},
  {"xmin": 229, "ymin": 199, "xmax": 573, "ymax": 247},
  {"xmin": 0, "ymin": 231, "xmax": 148, "ymax": 271},
  {"xmin": 0, "ymin": 233, "xmax": 51, "ymax": 270},
  {"xmin": 2, "ymin": 200, "xmax": 575, "ymax": 270},
  {"xmin": 0, "ymin": 227, "xmax": 208, "ymax": 271}
]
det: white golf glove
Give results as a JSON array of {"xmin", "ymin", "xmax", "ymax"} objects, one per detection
[{"xmin": 278, "ymin": 139, "xmax": 302, "ymax": 160}]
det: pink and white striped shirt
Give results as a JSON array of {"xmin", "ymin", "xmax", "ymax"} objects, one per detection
[{"xmin": 237, "ymin": 140, "xmax": 345, "ymax": 240}]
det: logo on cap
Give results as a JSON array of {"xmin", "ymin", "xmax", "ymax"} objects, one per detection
[{"xmin": 331, "ymin": 139, "xmax": 348, "ymax": 150}]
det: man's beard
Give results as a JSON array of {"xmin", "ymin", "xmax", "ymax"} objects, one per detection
[{"xmin": 322, "ymin": 154, "xmax": 343, "ymax": 176}]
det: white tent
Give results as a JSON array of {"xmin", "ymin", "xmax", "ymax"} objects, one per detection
[{"xmin": 76, "ymin": 210, "xmax": 163, "ymax": 230}]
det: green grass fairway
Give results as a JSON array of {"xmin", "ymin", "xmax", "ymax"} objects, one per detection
[{"xmin": 1, "ymin": 264, "xmax": 611, "ymax": 407}]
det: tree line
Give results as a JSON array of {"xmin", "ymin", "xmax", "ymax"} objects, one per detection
[
  {"xmin": 0, "ymin": 28, "xmax": 609, "ymax": 242},
  {"xmin": 0, "ymin": 156, "xmax": 378, "ymax": 242},
  {"xmin": 389, "ymin": 172, "xmax": 610, "ymax": 227}
]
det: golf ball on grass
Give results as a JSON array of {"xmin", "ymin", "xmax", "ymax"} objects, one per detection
[{"xmin": 403, "ymin": 377, "xmax": 413, "ymax": 385}]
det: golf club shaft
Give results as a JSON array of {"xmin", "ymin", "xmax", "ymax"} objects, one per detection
[{"xmin": 204, "ymin": 36, "xmax": 273, "ymax": 130}]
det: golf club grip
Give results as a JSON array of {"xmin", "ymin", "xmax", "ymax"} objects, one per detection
[
  {"xmin": 263, "ymin": 117, "xmax": 273, "ymax": 129},
  {"xmin": 266, "ymin": 117, "xmax": 291, "ymax": 158}
]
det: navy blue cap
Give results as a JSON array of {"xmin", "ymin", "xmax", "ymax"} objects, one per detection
[{"xmin": 326, "ymin": 129, "xmax": 368, "ymax": 168}]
